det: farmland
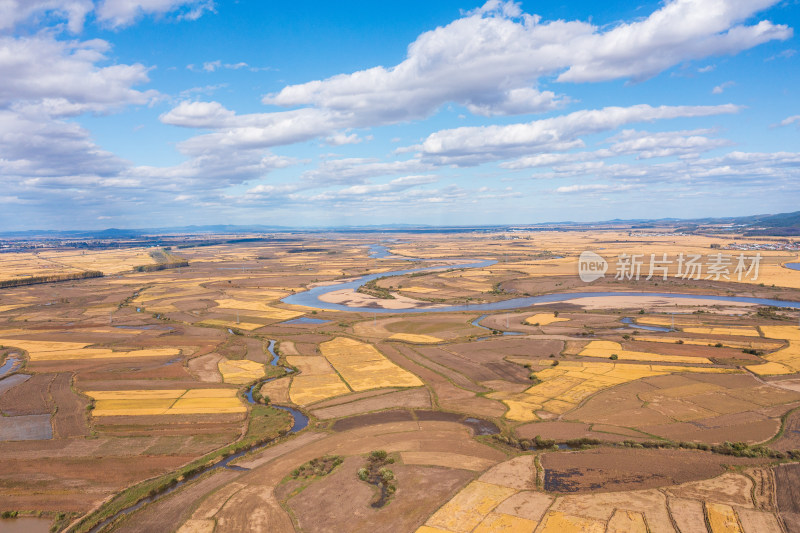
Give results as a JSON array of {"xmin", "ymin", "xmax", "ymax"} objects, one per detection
[{"xmin": 1, "ymin": 230, "xmax": 800, "ymax": 531}]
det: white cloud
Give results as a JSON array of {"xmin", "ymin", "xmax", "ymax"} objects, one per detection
[
  {"xmin": 253, "ymin": 0, "xmax": 786, "ymax": 141},
  {"xmin": 555, "ymin": 183, "xmax": 635, "ymax": 194},
  {"xmin": 712, "ymin": 81, "xmax": 735, "ymax": 94},
  {"xmin": 0, "ymin": 0, "xmax": 93, "ymax": 33},
  {"xmin": 417, "ymin": 104, "xmax": 740, "ymax": 165},
  {"xmin": 96, "ymin": 0, "xmax": 215, "ymax": 28},
  {"xmin": 556, "ymin": 0, "xmax": 790, "ymax": 83},
  {"xmin": 777, "ymin": 115, "xmax": 800, "ymax": 127},
  {"xmin": 0, "ymin": 35, "xmax": 158, "ymax": 115},
  {"xmin": 307, "ymin": 175, "xmax": 438, "ymax": 201},
  {"xmin": 325, "ymin": 132, "xmax": 365, "ymax": 146}
]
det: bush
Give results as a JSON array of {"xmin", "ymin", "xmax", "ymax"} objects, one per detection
[
  {"xmin": 357, "ymin": 468, "xmax": 369, "ymax": 481},
  {"xmin": 609, "ymin": 354, "xmax": 618, "ymax": 360}
]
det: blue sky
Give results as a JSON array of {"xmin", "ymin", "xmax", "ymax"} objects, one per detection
[{"xmin": 1, "ymin": 0, "xmax": 798, "ymax": 230}]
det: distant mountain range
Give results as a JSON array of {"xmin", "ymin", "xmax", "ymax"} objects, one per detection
[{"xmin": 2, "ymin": 211, "xmax": 799, "ymax": 239}]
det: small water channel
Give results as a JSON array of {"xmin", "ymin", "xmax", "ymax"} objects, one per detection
[
  {"xmin": 471, "ymin": 314, "xmax": 523, "ymax": 340},
  {"xmin": 86, "ymin": 339, "xmax": 306, "ymax": 532}
]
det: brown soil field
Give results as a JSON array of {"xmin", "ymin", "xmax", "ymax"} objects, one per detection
[
  {"xmin": 0, "ymin": 455, "xmax": 197, "ymax": 512},
  {"xmin": 378, "ymin": 342, "xmax": 506, "ymax": 418},
  {"xmin": 541, "ymin": 448, "xmax": 765, "ymax": 493},
  {"xmin": 308, "ymin": 388, "xmax": 401, "ymax": 409},
  {"xmin": 311, "ymin": 388, "xmax": 431, "ymax": 419},
  {"xmin": 0, "ymin": 374, "xmax": 30, "ymax": 395},
  {"xmin": 331, "ymin": 410, "xmax": 415, "ymax": 431},
  {"xmin": 568, "ymin": 372, "xmax": 799, "ymax": 444},
  {"xmin": 392, "ymin": 344, "xmax": 488, "ymax": 393},
  {"xmin": 113, "ymin": 470, "xmax": 243, "ymax": 533},
  {"xmin": 187, "ymin": 353, "xmax": 223, "ymax": 382},
  {"xmin": 50, "ymin": 373, "xmax": 90, "ymax": 438},
  {"xmin": 516, "ymin": 421, "xmax": 649, "ymax": 442},
  {"xmin": 416, "ymin": 345, "xmax": 530, "ymax": 384},
  {"xmin": 287, "ymin": 456, "xmax": 474, "ymax": 533},
  {"xmin": 0, "ymin": 373, "xmax": 55, "ymax": 415},
  {"xmin": 774, "ymin": 463, "xmax": 800, "ymax": 533}
]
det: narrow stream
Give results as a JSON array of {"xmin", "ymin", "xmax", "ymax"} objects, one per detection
[
  {"xmin": 471, "ymin": 314, "xmax": 523, "ymax": 340},
  {"xmin": 86, "ymin": 339, "xmax": 306, "ymax": 532}
]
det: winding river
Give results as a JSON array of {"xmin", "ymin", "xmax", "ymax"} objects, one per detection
[{"xmin": 282, "ymin": 247, "xmax": 800, "ymax": 313}]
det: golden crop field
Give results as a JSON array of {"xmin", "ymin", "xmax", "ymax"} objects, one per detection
[
  {"xmin": 524, "ymin": 313, "xmax": 569, "ymax": 326},
  {"xmin": 490, "ymin": 360, "xmax": 735, "ymax": 421},
  {"xmin": 286, "ymin": 355, "xmax": 350, "ymax": 405},
  {"xmin": 706, "ymin": 503, "xmax": 744, "ymax": 533},
  {"xmin": 388, "ymin": 333, "xmax": 442, "ymax": 343},
  {"xmin": 418, "ymin": 455, "xmax": 777, "ymax": 533},
  {"xmin": 747, "ymin": 326, "xmax": 800, "ymax": 375},
  {"xmin": 218, "ymin": 359, "xmax": 266, "ymax": 384},
  {"xmin": 579, "ymin": 340, "xmax": 712, "ymax": 365},
  {"xmin": 421, "ymin": 481, "xmax": 518, "ymax": 533},
  {"xmin": 0, "ymin": 337, "xmax": 180, "ymax": 361},
  {"xmin": 86, "ymin": 388, "xmax": 245, "ymax": 416},
  {"xmin": 319, "ymin": 337, "xmax": 424, "ymax": 390}
]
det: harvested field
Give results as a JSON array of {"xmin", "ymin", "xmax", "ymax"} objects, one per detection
[
  {"xmin": 287, "ymin": 457, "xmax": 474, "ymax": 533},
  {"xmin": 489, "ymin": 360, "xmax": 735, "ymax": 422},
  {"xmin": 86, "ymin": 388, "xmax": 246, "ymax": 416},
  {"xmin": 187, "ymin": 353, "xmax": 223, "ymax": 382},
  {"xmin": 331, "ymin": 410, "xmax": 415, "ymax": 431},
  {"xmin": 774, "ymin": 463, "xmax": 800, "ymax": 533},
  {"xmin": 389, "ymin": 333, "xmax": 442, "ymax": 343},
  {"xmin": 525, "ymin": 313, "xmax": 569, "ymax": 326},
  {"xmin": 579, "ymin": 340, "xmax": 713, "ymax": 364},
  {"xmin": 423, "ymin": 481, "xmax": 518, "ymax": 533},
  {"xmin": 310, "ymin": 388, "xmax": 431, "ymax": 419},
  {"xmin": 320, "ymin": 337, "xmax": 424, "ymax": 390},
  {"xmin": 0, "ymin": 373, "xmax": 54, "ymax": 415},
  {"xmin": 51, "ymin": 373, "xmax": 90, "ymax": 438},
  {"xmin": 379, "ymin": 343, "xmax": 507, "ymax": 418},
  {"xmin": 567, "ymin": 372, "xmax": 799, "ymax": 443},
  {"xmin": 218, "ymin": 358, "xmax": 265, "ymax": 384},
  {"xmin": 541, "ymin": 448, "xmax": 764, "ymax": 493}
]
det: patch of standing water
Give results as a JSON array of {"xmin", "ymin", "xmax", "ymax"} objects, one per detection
[
  {"xmin": 620, "ymin": 317, "xmax": 673, "ymax": 332},
  {"xmin": 0, "ymin": 355, "xmax": 20, "ymax": 378},
  {"xmin": 281, "ymin": 317, "xmax": 330, "ymax": 325},
  {"xmin": 786, "ymin": 263, "xmax": 800, "ymax": 271}
]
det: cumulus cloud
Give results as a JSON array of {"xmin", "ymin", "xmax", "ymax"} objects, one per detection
[
  {"xmin": 0, "ymin": 0, "xmax": 93, "ymax": 33},
  {"xmin": 556, "ymin": 0, "xmax": 790, "ymax": 83},
  {"xmin": 96, "ymin": 0, "xmax": 215, "ymax": 28},
  {"xmin": 417, "ymin": 104, "xmax": 740, "ymax": 165},
  {"xmin": 256, "ymin": 0, "xmax": 786, "ymax": 136},
  {"xmin": 0, "ymin": 34, "xmax": 158, "ymax": 115},
  {"xmin": 0, "ymin": 0, "xmax": 214, "ymax": 32}
]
